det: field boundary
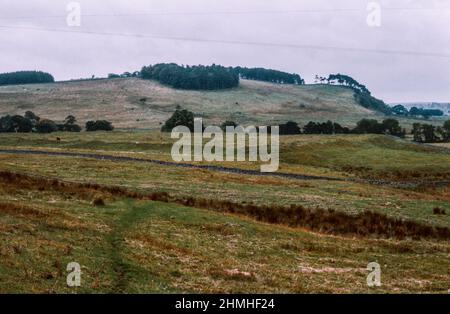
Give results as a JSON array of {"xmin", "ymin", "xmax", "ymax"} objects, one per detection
[
  {"xmin": 2, "ymin": 149, "xmax": 450, "ymax": 188},
  {"xmin": 0, "ymin": 148, "xmax": 343, "ymax": 181}
]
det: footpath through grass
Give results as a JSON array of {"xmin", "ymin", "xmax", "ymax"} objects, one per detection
[{"xmin": 0, "ymin": 181, "xmax": 449, "ymax": 293}]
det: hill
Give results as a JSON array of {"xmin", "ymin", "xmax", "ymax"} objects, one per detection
[{"xmin": 0, "ymin": 78, "xmax": 385, "ymax": 129}]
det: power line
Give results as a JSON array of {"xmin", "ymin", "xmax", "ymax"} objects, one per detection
[
  {"xmin": 0, "ymin": 6, "xmax": 449, "ymax": 20},
  {"xmin": 0, "ymin": 24, "xmax": 449, "ymax": 59}
]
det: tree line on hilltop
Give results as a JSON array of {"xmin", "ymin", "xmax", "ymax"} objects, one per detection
[
  {"xmin": 315, "ymin": 73, "xmax": 392, "ymax": 115},
  {"xmin": 141, "ymin": 63, "xmax": 240, "ymax": 90},
  {"xmin": 140, "ymin": 63, "xmax": 306, "ymax": 90},
  {"xmin": 0, "ymin": 111, "xmax": 113, "ymax": 133},
  {"xmin": 235, "ymin": 67, "xmax": 305, "ymax": 85},
  {"xmin": 0, "ymin": 71, "xmax": 54, "ymax": 86}
]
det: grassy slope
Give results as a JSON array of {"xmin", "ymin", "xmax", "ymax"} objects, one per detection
[
  {"xmin": 0, "ymin": 78, "xmax": 381, "ymax": 129},
  {"xmin": 0, "ymin": 78, "xmax": 445, "ymax": 130}
]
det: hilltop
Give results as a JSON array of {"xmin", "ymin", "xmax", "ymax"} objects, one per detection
[{"xmin": 0, "ymin": 78, "xmax": 385, "ymax": 129}]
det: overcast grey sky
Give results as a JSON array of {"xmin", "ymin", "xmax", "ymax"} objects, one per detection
[{"xmin": 0, "ymin": 0, "xmax": 449, "ymax": 102}]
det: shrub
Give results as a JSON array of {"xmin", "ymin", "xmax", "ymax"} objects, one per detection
[
  {"xmin": 353, "ymin": 119, "xmax": 384, "ymax": 134},
  {"xmin": 11, "ymin": 115, "xmax": 33, "ymax": 132},
  {"xmin": 433, "ymin": 207, "xmax": 446, "ymax": 215},
  {"xmin": 279, "ymin": 121, "xmax": 301, "ymax": 135},
  {"xmin": 411, "ymin": 122, "xmax": 449, "ymax": 143},
  {"xmin": 0, "ymin": 115, "xmax": 34, "ymax": 133},
  {"xmin": 24, "ymin": 111, "xmax": 40, "ymax": 122},
  {"xmin": 64, "ymin": 124, "xmax": 82, "ymax": 132},
  {"xmin": 92, "ymin": 197, "xmax": 105, "ymax": 207},
  {"xmin": 161, "ymin": 108, "xmax": 195, "ymax": 132},
  {"xmin": 60, "ymin": 115, "xmax": 81, "ymax": 132},
  {"xmin": 220, "ymin": 120, "xmax": 238, "ymax": 131},
  {"xmin": 382, "ymin": 118, "xmax": 405, "ymax": 137},
  {"xmin": 0, "ymin": 115, "xmax": 14, "ymax": 132},
  {"xmin": 36, "ymin": 119, "xmax": 59, "ymax": 133},
  {"xmin": 85, "ymin": 120, "xmax": 114, "ymax": 132}
]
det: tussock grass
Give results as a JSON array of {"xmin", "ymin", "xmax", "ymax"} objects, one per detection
[
  {"xmin": 1, "ymin": 170, "xmax": 448, "ymax": 240},
  {"xmin": 0, "ymin": 202, "xmax": 49, "ymax": 218}
]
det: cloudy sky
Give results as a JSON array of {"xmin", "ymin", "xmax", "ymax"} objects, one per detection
[{"xmin": 0, "ymin": 0, "xmax": 449, "ymax": 102}]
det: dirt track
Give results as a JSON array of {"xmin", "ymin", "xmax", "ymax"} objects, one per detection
[
  {"xmin": 0, "ymin": 149, "xmax": 449, "ymax": 188},
  {"xmin": 0, "ymin": 149, "xmax": 343, "ymax": 181}
]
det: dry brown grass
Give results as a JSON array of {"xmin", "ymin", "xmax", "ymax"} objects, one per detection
[
  {"xmin": 1, "ymin": 170, "xmax": 448, "ymax": 240},
  {"xmin": 0, "ymin": 202, "xmax": 49, "ymax": 219}
]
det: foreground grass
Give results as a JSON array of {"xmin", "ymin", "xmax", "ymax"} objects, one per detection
[{"xmin": 0, "ymin": 185, "xmax": 449, "ymax": 293}]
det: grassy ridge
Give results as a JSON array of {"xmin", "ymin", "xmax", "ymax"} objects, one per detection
[
  {"xmin": 0, "ymin": 78, "xmax": 379, "ymax": 129},
  {"xmin": 0, "ymin": 78, "xmax": 444, "ymax": 131}
]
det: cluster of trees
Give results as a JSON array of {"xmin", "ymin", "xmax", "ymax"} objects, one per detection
[
  {"xmin": 0, "ymin": 71, "xmax": 54, "ymax": 86},
  {"xmin": 353, "ymin": 92, "xmax": 392, "ymax": 115},
  {"xmin": 161, "ymin": 108, "xmax": 406, "ymax": 138},
  {"xmin": 108, "ymin": 72, "xmax": 140, "ymax": 79},
  {"xmin": 326, "ymin": 74, "xmax": 370, "ymax": 94},
  {"xmin": 314, "ymin": 73, "xmax": 391, "ymax": 114},
  {"xmin": 277, "ymin": 118, "xmax": 405, "ymax": 137},
  {"xmin": 0, "ymin": 112, "xmax": 80, "ymax": 133},
  {"xmin": 392, "ymin": 105, "xmax": 444, "ymax": 118},
  {"xmin": 353, "ymin": 118, "xmax": 405, "ymax": 136},
  {"xmin": 302, "ymin": 121, "xmax": 350, "ymax": 135},
  {"xmin": 140, "ymin": 64, "xmax": 307, "ymax": 90},
  {"xmin": 0, "ymin": 111, "xmax": 113, "ymax": 133},
  {"xmin": 235, "ymin": 67, "xmax": 304, "ymax": 85},
  {"xmin": 412, "ymin": 121, "xmax": 450, "ymax": 143},
  {"xmin": 141, "ymin": 63, "xmax": 239, "ymax": 90}
]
